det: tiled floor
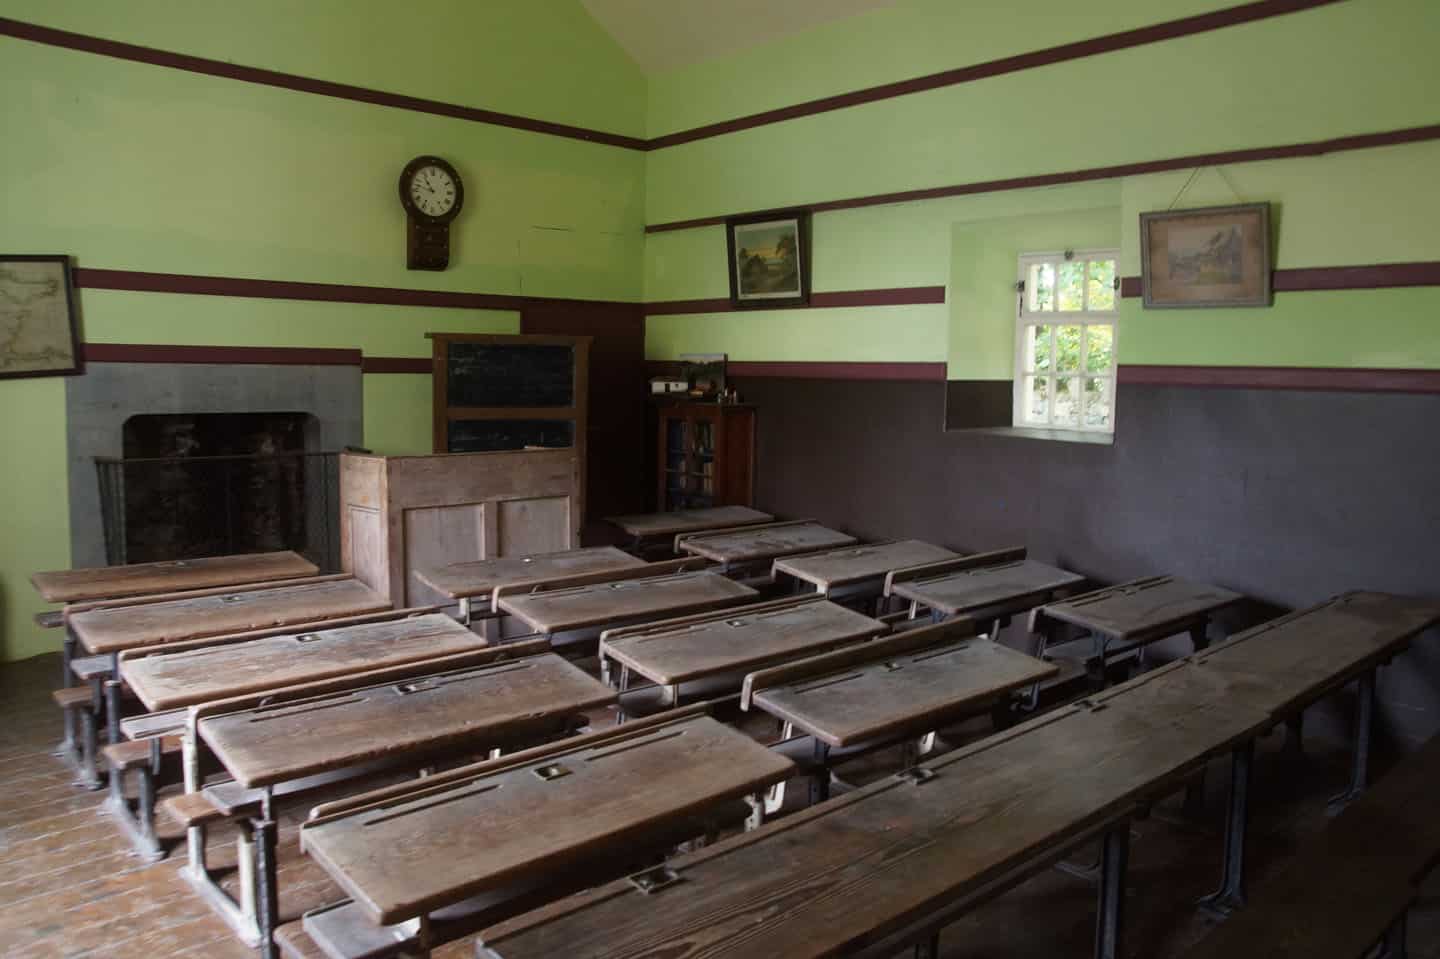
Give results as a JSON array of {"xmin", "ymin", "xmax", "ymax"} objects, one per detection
[{"xmin": 1, "ymin": 650, "xmax": 1435, "ymax": 958}]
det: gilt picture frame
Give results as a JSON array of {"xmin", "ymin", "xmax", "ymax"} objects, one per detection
[
  {"xmin": 0, "ymin": 254, "xmax": 83, "ymax": 380},
  {"xmin": 1139, "ymin": 202, "xmax": 1272, "ymax": 309},
  {"xmin": 726, "ymin": 209, "xmax": 811, "ymax": 309}
]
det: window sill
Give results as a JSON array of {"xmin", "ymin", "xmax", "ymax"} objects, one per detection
[{"xmin": 964, "ymin": 426, "xmax": 1114, "ymax": 446}]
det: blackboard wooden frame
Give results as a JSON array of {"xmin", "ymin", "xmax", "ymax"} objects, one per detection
[{"xmin": 428, "ymin": 332, "xmax": 591, "ymax": 516}]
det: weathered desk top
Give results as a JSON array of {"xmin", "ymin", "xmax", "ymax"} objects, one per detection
[
  {"xmin": 600, "ymin": 597, "xmax": 886, "ymax": 686},
  {"xmin": 773, "ymin": 540, "xmax": 958, "ymax": 592},
  {"xmin": 751, "ymin": 636, "xmax": 1059, "ymax": 747},
  {"xmin": 1038, "ymin": 575, "xmax": 1243, "ymax": 642},
  {"xmin": 1190, "ymin": 591, "xmax": 1440, "ymax": 716},
  {"xmin": 31, "ymin": 550, "xmax": 318, "ymax": 604},
  {"xmin": 677, "ymin": 521, "xmax": 857, "ymax": 564},
  {"xmin": 478, "ymin": 670, "xmax": 1270, "ymax": 959},
  {"xmin": 498, "ymin": 571, "xmax": 756, "ymax": 635},
  {"xmin": 200, "ymin": 653, "xmax": 615, "ymax": 788},
  {"xmin": 121, "ymin": 613, "xmax": 480, "ymax": 711},
  {"xmin": 891, "ymin": 559, "xmax": 1084, "ymax": 616},
  {"xmin": 412, "ymin": 547, "xmax": 646, "ymax": 601},
  {"xmin": 301, "ymin": 713, "xmax": 792, "ymax": 924},
  {"xmin": 605, "ymin": 506, "xmax": 774, "ymax": 539},
  {"xmin": 70, "ymin": 578, "xmax": 390, "ymax": 655}
]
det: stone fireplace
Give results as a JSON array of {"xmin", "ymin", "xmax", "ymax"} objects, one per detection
[{"xmin": 66, "ymin": 361, "xmax": 363, "ymax": 569}]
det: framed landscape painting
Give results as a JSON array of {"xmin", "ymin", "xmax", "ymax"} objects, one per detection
[
  {"xmin": 0, "ymin": 254, "xmax": 82, "ymax": 379},
  {"xmin": 1139, "ymin": 202, "xmax": 1272, "ymax": 309},
  {"xmin": 726, "ymin": 210, "xmax": 811, "ymax": 308}
]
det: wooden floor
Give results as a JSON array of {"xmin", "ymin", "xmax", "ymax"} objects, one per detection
[{"xmin": 2, "ymin": 650, "xmax": 1438, "ymax": 958}]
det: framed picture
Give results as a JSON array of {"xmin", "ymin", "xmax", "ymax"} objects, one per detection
[
  {"xmin": 0, "ymin": 255, "xmax": 82, "ymax": 379},
  {"xmin": 1139, "ymin": 202, "xmax": 1272, "ymax": 309},
  {"xmin": 726, "ymin": 209, "xmax": 811, "ymax": 308}
]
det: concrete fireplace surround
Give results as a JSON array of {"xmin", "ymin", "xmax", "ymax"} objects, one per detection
[{"xmin": 65, "ymin": 362, "xmax": 363, "ymax": 568}]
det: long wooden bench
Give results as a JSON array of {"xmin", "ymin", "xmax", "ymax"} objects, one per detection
[{"xmin": 1183, "ymin": 732, "xmax": 1440, "ymax": 959}]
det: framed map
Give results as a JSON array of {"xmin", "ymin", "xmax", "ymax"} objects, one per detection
[{"xmin": 0, "ymin": 255, "xmax": 82, "ymax": 380}]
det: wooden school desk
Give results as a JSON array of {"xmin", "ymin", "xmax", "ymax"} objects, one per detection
[
  {"xmin": 413, "ymin": 545, "xmax": 646, "ymax": 624},
  {"xmin": 497, "ymin": 569, "xmax": 757, "ymax": 646},
  {"xmin": 741, "ymin": 621, "xmax": 1058, "ymax": 804},
  {"xmin": 598, "ymin": 595, "xmax": 886, "ymax": 716},
  {"xmin": 773, "ymin": 539, "xmax": 957, "ymax": 609},
  {"xmin": 1034, "ymin": 574, "xmax": 1242, "ymax": 673},
  {"xmin": 173, "ymin": 642, "xmax": 613, "ymax": 955},
  {"xmin": 885, "ymin": 547, "xmax": 1085, "ymax": 635},
  {"xmin": 292, "ymin": 711, "xmax": 793, "ymax": 957},
  {"xmin": 477, "ymin": 661, "xmax": 1272, "ymax": 959},
  {"xmin": 605, "ymin": 506, "xmax": 774, "ymax": 552},
  {"xmin": 1183, "ymin": 591, "xmax": 1440, "ymax": 916},
  {"xmin": 34, "ymin": 550, "xmax": 319, "ymax": 689},
  {"xmin": 69, "ymin": 575, "xmax": 390, "ymax": 746},
  {"xmin": 674, "ymin": 519, "xmax": 857, "ymax": 574}
]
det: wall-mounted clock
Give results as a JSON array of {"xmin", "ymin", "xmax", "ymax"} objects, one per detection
[{"xmin": 398, "ymin": 155, "xmax": 464, "ymax": 271}]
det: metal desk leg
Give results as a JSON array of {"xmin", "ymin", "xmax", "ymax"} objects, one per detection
[
  {"xmin": 61, "ymin": 625, "xmax": 77, "ymax": 687},
  {"xmin": 103, "ymin": 677, "xmax": 123, "ymax": 747},
  {"xmin": 253, "ymin": 789, "xmax": 279, "ymax": 959},
  {"xmin": 809, "ymin": 740, "xmax": 831, "ymax": 806},
  {"xmin": 913, "ymin": 932, "xmax": 941, "ymax": 958},
  {"xmin": 615, "ymin": 665, "xmax": 631, "ymax": 724},
  {"xmin": 1094, "ymin": 824, "xmax": 1129, "ymax": 959},
  {"xmin": 1328, "ymin": 669, "xmax": 1376, "ymax": 815},
  {"xmin": 1198, "ymin": 740, "xmax": 1254, "ymax": 916}
]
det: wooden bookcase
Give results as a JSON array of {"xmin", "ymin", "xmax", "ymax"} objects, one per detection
[{"xmin": 655, "ymin": 402, "xmax": 756, "ymax": 511}]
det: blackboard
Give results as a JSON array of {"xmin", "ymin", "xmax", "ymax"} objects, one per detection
[
  {"xmin": 446, "ymin": 342, "xmax": 574, "ymax": 408},
  {"xmin": 448, "ymin": 419, "xmax": 575, "ymax": 453}
]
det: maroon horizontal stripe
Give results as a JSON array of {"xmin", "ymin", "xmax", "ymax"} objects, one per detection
[
  {"xmin": 0, "ymin": 17, "xmax": 644, "ymax": 151},
  {"xmin": 649, "ymin": 0, "xmax": 1343, "ymax": 151},
  {"xmin": 81, "ymin": 343, "xmax": 361, "ymax": 366},
  {"xmin": 1119, "ymin": 364, "xmax": 1440, "ymax": 393},
  {"xmin": 1118, "ymin": 261, "xmax": 1440, "ymax": 298},
  {"xmin": 361, "ymin": 356, "xmax": 432, "ymax": 374},
  {"xmin": 72, "ymin": 267, "xmax": 631, "ymax": 312},
  {"xmin": 645, "ymin": 286, "xmax": 946, "ymax": 316},
  {"xmin": 730, "ymin": 361, "xmax": 946, "ymax": 382},
  {"xmin": 647, "ymin": 123, "xmax": 1440, "ymax": 234}
]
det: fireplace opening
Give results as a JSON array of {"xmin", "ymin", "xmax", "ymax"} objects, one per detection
[{"xmin": 97, "ymin": 412, "xmax": 338, "ymax": 567}]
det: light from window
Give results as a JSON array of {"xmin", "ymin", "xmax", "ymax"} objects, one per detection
[{"xmin": 1015, "ymin": 251, "xmax": 1118, "ymax": 433}]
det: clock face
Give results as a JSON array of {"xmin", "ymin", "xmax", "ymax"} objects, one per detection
[{"xmin": 407, "ymin": 164, "xmax": 457, "ymax": 218}]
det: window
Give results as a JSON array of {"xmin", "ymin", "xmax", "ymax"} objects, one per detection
[{"xmin": 1014, "ymin": 250, "xmax": 1118, "ymax": 433}]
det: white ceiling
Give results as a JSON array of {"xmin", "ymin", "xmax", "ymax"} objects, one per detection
[{"xmin": 580, "ymin": 0, "xmax": 896, "ymax": 74}]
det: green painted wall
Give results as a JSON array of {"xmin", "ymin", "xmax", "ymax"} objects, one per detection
[
  {"xmin": 950, "ymin": 207, "xmax": 1121, "ymax": 380},
  {"xmin": 642, "ymin": 0, "xmax": 1440, "ymax": 373},
  {"xmin": 0, "ymin": 1, "xmax": 643, "ymax": 660}
]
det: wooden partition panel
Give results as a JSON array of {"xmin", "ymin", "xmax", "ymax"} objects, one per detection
[{"xmin": 340, "ymin": 450, "xmax": 580, "ymax": 606}]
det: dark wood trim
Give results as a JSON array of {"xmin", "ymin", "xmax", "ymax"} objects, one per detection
[
  {"xmin": 646, "ymin": 124, "xmax": 1440, "ymax": 234},
  {"xmin": 1118, "ymin": 364, "xmax": 1440, "ymax": 393},
  {"xmin": 361, "ymin": 356, "xmax": 432, "ymax": 374},
  {"xmin": 1, "ymin": 1, "xmax": 1342, "ymax": 157},
  {"xmin": 1119, "ymin": 260, "xmax": 1440, "ymax": 298},
  {"xmin": 646, "ymin": 285, "xmax": 946, "ymax": 316},
  {"xmin": 665, "ymin": 361, "xmax": 947, "ymax": 382},
  {"xmin": 72, "ymin": 267, "xmax": 631, "ymax": 312},
  {"xmin": 944, "ymin": 379, "xmax": 1014, "ymax": 430},
  {"xmin": 647, "ymin": 0, "xmax": 1344, "ymax": 151},
  {"xmin": 80, "ymin": 343, "xmax": 362, "ymax": 366},
  {"xmin": 0, "ymin": 18, "xmax": 644, "ymax": 151}
]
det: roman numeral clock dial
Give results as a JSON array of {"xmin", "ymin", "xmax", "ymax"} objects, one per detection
[{"xmin": 399, "ymin": 155, "xmax": 465, "ymax": 271}]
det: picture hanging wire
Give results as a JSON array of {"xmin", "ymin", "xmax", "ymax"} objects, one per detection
[{"xmin": 1167, "ymin": 165, "xmax": 1244, "ymax": 210}]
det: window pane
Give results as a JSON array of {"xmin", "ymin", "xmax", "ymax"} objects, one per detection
[
  {"xmin": 1087, "ymin": 259, "xmax": 1116, "ymax": 311},
  {"xmin": 1055, "ymin": 325, "xmax": 1082, "ymax": 372},
  {"xmin": 1054, "ymin": 377, "xmax": 1081, "ymax": 426},
  {"xmin": 1027, "ymin": 263, "xmax": 1055, "ymax": 312},
  {"xmin": 1023, "ymin": 375, "xmax": 1049, "ymax": 424},
  {"xmin": 1084, "ymin": 377, "xmax": 1113, "ymax": 429},
  {"xmin": 1026, "ymin": 325, "xmax": 1051, "ymax": 372},
  {"xmin": 1057, "ymin": 259, "xmax": 1084, "ymax": 311},
  {"xmin": 1085, "ymin": 325, "xmax": 1114, "ymax": 373}
]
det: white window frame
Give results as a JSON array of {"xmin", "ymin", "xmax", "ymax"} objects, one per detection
[{"xmin": 1013, "ymin": 249, "xmax": 1120, "ymax": 433}]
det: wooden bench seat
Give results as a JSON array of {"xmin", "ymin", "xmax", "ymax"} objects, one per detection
[
  {"xmin": 102, "ymin": 735, "xmax": 182, "ymax": 772},
  {"xmin": 69, "ymin": 654, "xmax": 113, "ymax": 681},
  {"xmin": 34, "ymin": 609, "xmax": 64, "ymax": 629},
  {"xmin": 52, "ymin": 686, "xmax": 95, "ymax": 710},
  {"xmin": 163, "ymin": 791, "xmax": 232, "ymax": 829}
]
